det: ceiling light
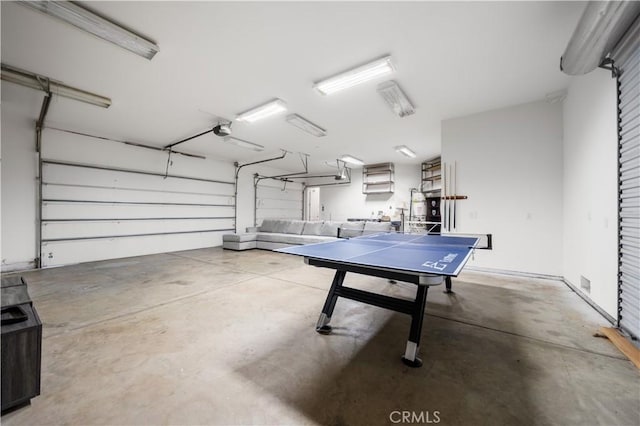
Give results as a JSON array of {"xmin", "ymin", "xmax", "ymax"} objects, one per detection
[
  {"xmin": 19, "ymin": 0, "xmax": 159, "ymax": 60},
  {"xmin": 340, "ymin": 155, "xmax": 364, "ymax": 166},
  {"xmin": 285, "ymin": 114, "xmax": 327, "ymax": 137},
  {"xmin": 314, "ymin": 56, "xmax": 395, "ymax": 96},
  {"xmin": 235, "ymin": 99, "xmax": 287, "ymax": 123},
  {"xmin": 395, "ymin": 145, "xmax": 416, "ymax": 158},
  {"xmin": 378, "ymin": 81, "xmax": 415, "ymax": 117},
  {"xmin": 1, "ymin": 63, "xmax": 111, "ymax": 108},
  {"xmin": 223, "ymin": 136, "xmax": 264, "ymax": 151}
]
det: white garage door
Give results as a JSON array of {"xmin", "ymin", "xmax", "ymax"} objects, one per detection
[
  {"xmin": 40, "ymin": 128, "xmax": 235, "ymax": 267},
  {"xmin": 615, "ymin": 32, "xmax": 640, "ymax": 341},
  {"xmin": 255, "ymin": 179, "xmax": 303, "ymax": 225}
]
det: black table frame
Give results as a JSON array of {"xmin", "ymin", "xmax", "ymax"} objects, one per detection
[{"xmin": 306, "ymin": 257, "xmax": 449, "ymax": 368}]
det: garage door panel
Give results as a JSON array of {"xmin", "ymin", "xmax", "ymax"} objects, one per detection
[
  {"xmin": 42, "ymin": 202, "xmax": 234, "ymax": 220},
  {"xmin": 42, "ymin": 218, "xmax": 234, "ymax": 240},
  {"xmin": 43, "ymin": 162, "xmax": 233, "ymax": 195},
  {"xmin": 43, "ymin": 183, "xmax": 234, "ymax": 206},
  {"xmin": 41, "ymin": 231, "xmax": 226, "ymax": 267},
  {"xmin": 256, "ymin": 198, "xmax": 302, "ymax": 210}
]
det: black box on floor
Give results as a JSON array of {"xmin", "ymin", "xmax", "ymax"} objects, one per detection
[{"xmin": 1, "ymin": 277, "xmax": 42, "ymax": 414}]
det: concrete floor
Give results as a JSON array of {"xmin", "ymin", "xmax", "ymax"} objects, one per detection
[{"xmin": 2, "ymin": 247, "xmax": 639, "ymax": 425}]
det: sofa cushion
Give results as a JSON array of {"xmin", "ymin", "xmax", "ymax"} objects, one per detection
[
  {"xmin": 363, "ymin": 221, "xmax": 392, "ymax": 234},
  {"xmin": 256, "ymin": 232, "xmax": 291, "ymax": 243},
  {"xmin": 257, "ymin": 232, "xmax": 336, "ymax": 245},
  {"xmin": 223, "ymin": 233, "xmax": 257, "ymax": 243},
  {"xmin": 281, "ymin": 220, "xmax": 306, "ymax": 234},
  {"xmin": 340, "ymin": 221, "xmax": 365, "ymax": 238},
  {"xmin": 259, "ymin": 219, "xmax": 306, "ymax": 234},
  {"xmin": 319, "ymin": 221, "xmax": 340, "ymax": 237},
  {"xmin": 302, "ymin": 221, "xmax": 324, "ymax": 235},
  {"xmin": 258, "ymin": 219, "xmax": 280, "ymax": 233}
]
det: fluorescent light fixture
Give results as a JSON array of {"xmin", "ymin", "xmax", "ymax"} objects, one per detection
[
  {"xmin": 378, "ymin": 81, "xmax": 415, "ymax": 117},
  {"xmin": 394, "ymin": 145, "xmax": 416, "ymax": 158},
  {"xmin": 1, "ymin": 63, "xmax": 111, "ymax": 108},
  {"xmin": 340, "ymin": 155, "xmax": 364, "ymax": 166},
  {"xmin": 285, "ymin": 114, "xmax": 327, "ymax": 137},
  {"xmin": 314, "ymin": 56, "xmax": 395, "ymax": 95},
  {"xmin": 235, "ymin": 99, "xmax": 287, "ymax": 123},
  {"xmin": 223, "ymin": 136, "xmax": 264, "ymax": 152},
  {"xmin": 19, "ymin": 0, "xmax": 159, "ymax": 60}
]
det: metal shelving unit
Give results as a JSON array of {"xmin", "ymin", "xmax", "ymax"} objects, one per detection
[
  {"xmin": 418, "ymin": 158, "xmax": 442, "ymax": 232},
  {"xmin": 421, "ymin": 158, "xmax": 442, "ymax": 196},
  {"xmin": 363, "ymin": 163, "xmax": 394, "ymax": 194}
]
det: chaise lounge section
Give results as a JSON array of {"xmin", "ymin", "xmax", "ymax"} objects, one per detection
[{"xmin": 222, "ymin": 218, "xmax": 392, "ymax": 251}]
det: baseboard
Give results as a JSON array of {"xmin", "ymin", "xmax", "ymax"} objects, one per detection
[
  {"xmin": 464, "ymin": 266, "xmax": 616, "ymax": 325},
  {"xmin": 1, "ymin": 260, "xmax": 37, "ymax": 274},
  {"xmin": 465, "ymin": 266, "xmax": 563, "ymax": 282},
  {"xmin": 562, "ymin": 278, "xmax": 616, "ymax": 324}
]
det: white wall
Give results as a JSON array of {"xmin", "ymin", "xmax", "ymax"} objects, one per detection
[
  {"xmin": 562, "ymin": 69, "xmax": 618, "ymax": 317},
  {"xmin": 317, "ymin": 164, "xmax": 420, "ymax": 222},
  {"xmin": 441, "ymin": 100, "xmax": 564, "ymax": 276},
  {"xmin": 1, "ymin": 86, "xmax": 42, "ymax": 271}
]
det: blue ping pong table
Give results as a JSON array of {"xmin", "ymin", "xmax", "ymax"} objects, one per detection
[{"xmin": 277, "ymin": 233, "xmax": 479, "ymax": 367}]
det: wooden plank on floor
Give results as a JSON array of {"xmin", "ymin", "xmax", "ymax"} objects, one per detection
[{"xmin": 599, "ymin": 327, "xmax": 640, "ymax": 369}]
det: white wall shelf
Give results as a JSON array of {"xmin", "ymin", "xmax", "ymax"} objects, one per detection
[{"xmin": 363, "ymin": 163, "xmax": 394, "ymax": 194}]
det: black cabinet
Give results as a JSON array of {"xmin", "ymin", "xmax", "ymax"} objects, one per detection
[
  {"xmin": 426, "ymin": 197, "xmax": 441, "ymax": 233},
  {"xmin": 1, "ymin": 277, "xmax": 42, "ymax": 413}
]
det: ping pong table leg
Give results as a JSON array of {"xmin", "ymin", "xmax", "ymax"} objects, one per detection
[
  {"xmin": 316, "ymin": 270, "xmax": 346, "ymax": 334},
  {"xmin": 444, "ymin": 276, "xmax": 453, "ymax": 293},
  {"xmin": 401, "ymin": 284, "xmax": 429, "ymax": 368}
]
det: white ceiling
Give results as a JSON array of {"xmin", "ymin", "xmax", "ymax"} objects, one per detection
[{"xmin": 1, "ymin": 1, "xmax": 584, "ymax": 172}]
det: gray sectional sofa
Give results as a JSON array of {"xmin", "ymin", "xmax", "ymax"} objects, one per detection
[{"xmin": 222, "ymin": 218, "xmax": 392, "ymax": 251}]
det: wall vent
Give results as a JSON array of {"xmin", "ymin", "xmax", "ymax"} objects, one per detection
[{"xmin": 580, "ymin": 276, "xmax": 591, "ymax": 293}]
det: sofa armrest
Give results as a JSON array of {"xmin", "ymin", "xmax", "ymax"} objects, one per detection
[{"xmin": 246, "ymin": 226, "xmax": 259, "ymax": 233}]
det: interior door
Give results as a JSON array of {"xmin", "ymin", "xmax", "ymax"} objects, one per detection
[{"xmin": 305, "ymin": 187, "xmax": 320, "ymax": 221}]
